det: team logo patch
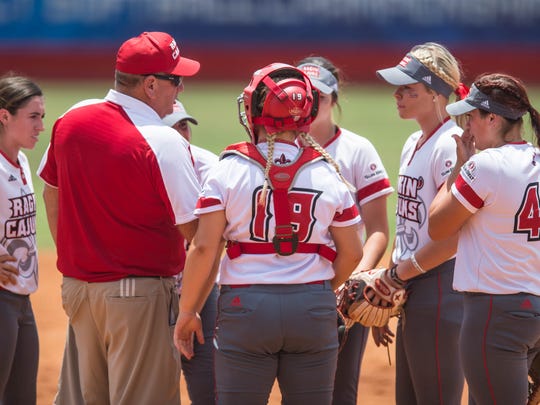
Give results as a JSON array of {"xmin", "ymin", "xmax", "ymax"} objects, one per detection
[
  {"xmin": 289, "ymin": 107, "xmax": 303, "ymax": 117},
  {"xmin": 399, "ymin": 56, "xmax": 411, "ymax": 67},
  {"xmin": 462, "ymin": 160, "xmax": 477, "ymax": 181},
  {"xmin": 301, "ymin": 64, "xmax": 321, "ymax": 78},
  {"xmin": 274, "ymin": 153, "xmax": 291, "ymax": 165},
  {"xmin": 273, "ymin": 172, "xmax": 290, "ymax": 182},
  {"xmin": 230, "ymin": 296, "xmax": 242, "ymax": 307},
  {"xmin": 439, "ymin": 159, "xmax": 454, "ymax": 177},
  {"xmin": 365, "ymin": 162, "xmax": 383, "ymax": 180},
  {"xmin": 169, "ymin": 39, "xmax": 179, "ymax": 60}
]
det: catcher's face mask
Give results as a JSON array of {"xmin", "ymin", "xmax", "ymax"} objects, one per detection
[{"xmin": 237, "ymin": 62, "xmax": 319, "ymax": 143}]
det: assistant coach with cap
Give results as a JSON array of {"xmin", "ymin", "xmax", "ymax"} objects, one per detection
[{"xmin": 38, "ymin": 32, "xmax": 201, "ymax": 405}]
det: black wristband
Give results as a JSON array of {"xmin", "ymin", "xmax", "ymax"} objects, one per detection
[{"xmin": 389, "ymin": 265, "xmax": 406, "ymax": 287}]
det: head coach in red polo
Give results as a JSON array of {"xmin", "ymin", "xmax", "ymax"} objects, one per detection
[{"xmin": 38, "ymin": 31, "xmax": 201, "ymax": 405}]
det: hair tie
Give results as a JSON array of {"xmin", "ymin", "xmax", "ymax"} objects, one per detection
[{"xmin": 454, "ymin": 82, "xmax": 470, "ymax": 100}]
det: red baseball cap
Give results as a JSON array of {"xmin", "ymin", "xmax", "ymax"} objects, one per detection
[{"xmin": 115, "ymin": 32, "xmax": 200, "ymax": 76}]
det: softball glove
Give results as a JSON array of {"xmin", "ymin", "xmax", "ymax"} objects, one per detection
[{"xmin": 337, "ymin": 267, "xmax": 407, "ymax": 328}]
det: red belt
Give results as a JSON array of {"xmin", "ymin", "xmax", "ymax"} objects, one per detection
[{"xmin": 226, "ymin": 241, "xmax": 336, "ymax": 263}]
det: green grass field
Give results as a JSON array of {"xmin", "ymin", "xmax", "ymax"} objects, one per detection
[{"xmin": 28, "ymin": 81, "xmax": 540, "ymax": 251}]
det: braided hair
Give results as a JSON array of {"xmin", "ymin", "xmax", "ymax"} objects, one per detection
[
  {"xmin": 475, "ymin": 73, "xmax": 540, "ymax": 146},
  {"xmin": 410, "ymin": 42, "xmax": 465, "ymax": 124},
  {"xmin": 411, "ymin": 42, "xmax": 462, "ymax": 94}
]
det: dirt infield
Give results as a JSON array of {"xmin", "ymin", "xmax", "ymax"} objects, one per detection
[{"xmin": 33, "ymin": 251, "xmax": 464, "ymax": 404}]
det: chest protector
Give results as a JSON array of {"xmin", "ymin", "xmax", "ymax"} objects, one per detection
[{"xmin": 221, "ymin": 141, "xmax": 336, "ymax": 262}]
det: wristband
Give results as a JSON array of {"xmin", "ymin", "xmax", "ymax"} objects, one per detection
[
  {"xmin": 179, "ymin": 310, "xmax": 197, "ymax": 317},
  {"xmin": 389, "ymin": 265, "xmax": 406, "ymax": 287},
  {"xmin": 410, "ymin": 253, "xmax": 426, "ymax": 274}
]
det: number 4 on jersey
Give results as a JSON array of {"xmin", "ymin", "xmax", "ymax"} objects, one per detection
[{"xmin": 514, "ymin": 182, "xmax": 540, "ymax": 241}]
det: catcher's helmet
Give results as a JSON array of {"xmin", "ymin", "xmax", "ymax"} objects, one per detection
[{"xmin": 238, "ymin": 63, "xmax": 319, "ymax": 143}]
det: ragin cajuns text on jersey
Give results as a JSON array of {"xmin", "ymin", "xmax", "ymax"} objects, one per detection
[
  {"xmin": 397, "ymin": 174, "xmax": 424, "ymax": 224},
  {"xmin": 5, "ymin": 193, "xmax": 36, "ymax": 238}
]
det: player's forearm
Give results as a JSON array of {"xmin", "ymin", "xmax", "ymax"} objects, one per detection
[
  {"xmin": 195, "ymin": 240, "xmax": 224, "ymax": 312},
  {"xmin": 330, "ymin": 224, "xmax": 363, "ymax": 289},
  {"xmin": 331, "ymin": 246, "xmax": 363, "ymax": 290},
  {"xmin": 177, "ymin": 219, "xmax": 198, "ymax": 243},
  {"xmin": 358, "ymin": 196, "xmax": 390, "ymax": 270},
  {"xmin": 179, "ymin": 246, "xmax": 219, "ymax": 314},
  {"xmin": 394, "ymin": 235, "xmax": 458, "ymax": 281},
  {"xmin": 355, "ymin": 230, "xmax": 388, "ymax": 271}
]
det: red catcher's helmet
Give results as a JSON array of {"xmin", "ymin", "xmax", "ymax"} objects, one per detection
[{"xmin": 237, "ymin": 63, "xmax": 319, "ymax": 143}]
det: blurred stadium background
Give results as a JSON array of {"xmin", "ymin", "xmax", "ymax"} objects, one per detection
[
  {"xmin": 3, "ymin": 5, "xmax": 539, "ymax": 402},
  {"xmin": 2, "ymin": 0, "xmax": 540, "ymax": 249},
  {"xmin": 1, "ymin": 0, "xmax": 540, "ymax": 83}
]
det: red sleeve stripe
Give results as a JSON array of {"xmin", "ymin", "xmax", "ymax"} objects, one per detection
[
  {"xmin": 357, "ymin": 178, "xmax": 391, "ymax": 202},
  {"xmin": 455, "ymin": 174, "xmax": 484, "ymax": 209},
  {"xmin": 333, "ymin": 205, "xmax": 359, "ymax": 222},
  {"xmin": 196, "ymin": 197, "xmax": 221, "ymax": 209}
]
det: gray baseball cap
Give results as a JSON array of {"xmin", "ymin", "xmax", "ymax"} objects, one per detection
[
  {"xmin": 376, "ymin": 53, "xmax": 453, "ymax": 98},
  {"xmin": 446, "ymin": 84, "xmax": 526, "ymax": 120},
  {"xmin": 162, "ymin": 100, "xmax": 198, "ymax": 127},
  {"xmin": 297, "ymin": 63, "xmax": 339, "ymax": 95}
]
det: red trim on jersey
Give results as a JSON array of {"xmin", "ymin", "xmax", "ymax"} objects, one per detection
[
  {"xmin": 357, "ymin": 178, "xmax": 391, "ymax": 202},
  {"xmin": 0, "ymin": 149, "xmax": 19, "ymax": 168},
  {"xmin": 407, "ymin": 117, "xmax": 451, "ymax": 166},
  {"xmin": 0, "ymin": 150, "xmax": 26, "ymax": 185},
  {"xmin": 196, "ymin": 197, "xmax": 221, "ymax": 209},
  {"xmin": 423, "ymin": 116, "xmax": 451, "ymax": 144},
  {"xmin": 19, "ymin": 167, "xmax": 27, "ymax": 185},
  {"xmin": 455, "ymin": 174, "xmax": 484, "ymax": 209},
  {"xmin": 322, "ymin": 126, "xmax": 341, "ymax": 148},
  {"xmin": 226, "ymin": 241, "xmax": 337, "ymax": 262},
  {"xmin": 482, "ymin": 297, "xmax": 497, "ymax": 402},
  {"xmin": 333, "ymin": 205, "xmax": 359, "ymax": 222},
  {"xmin": 187, "ymin": 144, "xmax": 195, "ymax": 167}
]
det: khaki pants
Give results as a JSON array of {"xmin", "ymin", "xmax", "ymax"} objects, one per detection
[{"xmin": 61, "ymin": 276, "xmax": 180, "ymax": 405}]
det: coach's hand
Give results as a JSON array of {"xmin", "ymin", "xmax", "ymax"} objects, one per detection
[
  {"xmin": 0, "ymin": 255, "xmax": 18, "ymax": 285},
  {"xmin": 174, "ymin": 311, "xmax": 204, "ymax": 360}
]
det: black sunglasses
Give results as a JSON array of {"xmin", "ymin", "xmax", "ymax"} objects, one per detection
[{"xmin": 145, "ymin": 73, "xmax": 183, "ymax": 87}]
